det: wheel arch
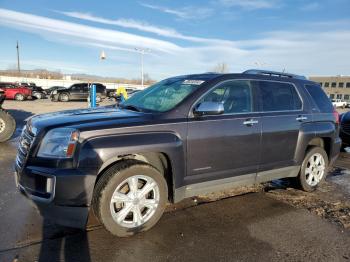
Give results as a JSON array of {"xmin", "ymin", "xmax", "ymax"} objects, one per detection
[{"xmin": 95, "ymin": 152, "xmax": 175, "ymax": 202}]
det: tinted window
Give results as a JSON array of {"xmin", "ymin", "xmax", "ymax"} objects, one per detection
[
  {"xmin": 71, "ymin": 84, "xmax": 83, "ymax": 91},
  {"xmin": 305, "ymin": 84, "xmax": 333, "ymax": 113},
  {"xmin": 201, "ymin": 80, "xmax": 253, "ymax": 114},
  {"xmin": 259, "ymin": 81, "xmax": 302, "ymax": 111}
]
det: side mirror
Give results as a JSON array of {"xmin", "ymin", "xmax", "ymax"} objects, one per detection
[{"xmin": 194, "ymin": 102, "xmax": 224, "ymax": 116}]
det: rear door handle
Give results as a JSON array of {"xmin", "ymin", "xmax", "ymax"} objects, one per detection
[
  {"xmin": 243, "ymin": 119, "xmax": 259, "ymax": 126},
  {"xmin": 296, "ymin": 116, "xmax": 308, "ymax": 121}
]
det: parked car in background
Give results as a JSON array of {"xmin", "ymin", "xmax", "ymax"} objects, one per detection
[
  {"xmin": 15, "ymin": 70, "xmax": 340, "ymax": 237},
  {"xmin": 339, "ymin": 112, "xmax": 350, "ymax": 150},
  {"xmin": 50, "ymin": 83, "xmax": 106, "ymax": 102},
  {"xmin": 332, "ymin": 99, "xmax": 347, "ymax": 108},
  {"xmin": 47, "ymin": 86, "xmax": 65, "ymax": 95},
  {"xmin": 20, "ymin": 82, "xmax": 47, "ymax": 99},
  {"xmin": 0, "ymin": 87, "xmax": 16, "ymax": 142},
  {"xmin": 0, "ymin": 82, "xmax": 32, "ymax": 101}
]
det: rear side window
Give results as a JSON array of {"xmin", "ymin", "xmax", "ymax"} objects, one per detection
[
  {"xmin": 305, "ymin": 84, "xmax": 333, "ymax": 113},
  {"xmin": 258, "ymin": 81, "xmax": 302, "ymax": 111}
]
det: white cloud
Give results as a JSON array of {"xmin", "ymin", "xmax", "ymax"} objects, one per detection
[
  {"xmin": 58, "ymin": 11, "xmax": 233, "ymax": 45},
  {"xmin": 0, "ymin": 8, "xmax": 180, "ymax": 54},
  {"xmin": 139, "ymin": 3, "xmax": 213, "ymax": 20},
  {"xmin": 217, "ymin": 0, "xmax": 279, "ymax": 9}
]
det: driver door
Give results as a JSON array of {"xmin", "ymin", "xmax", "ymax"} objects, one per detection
[{"xmin": 186, "ymin": 80, "xmax": 261, "ymax": 184}]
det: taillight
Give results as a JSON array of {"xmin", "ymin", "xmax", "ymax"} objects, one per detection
[{"xmin": 333, "ymin": 110, "xmax": 340, "ymax": 124}]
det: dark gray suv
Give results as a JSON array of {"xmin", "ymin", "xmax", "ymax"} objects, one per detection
[{"xmin": 15, "ymin": 70, "xmax": 341, "ymax": 237}]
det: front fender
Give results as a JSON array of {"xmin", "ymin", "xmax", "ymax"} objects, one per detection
[{"xmin": 78, "ymin": 131, "xmax": 186, "ymax": 188}]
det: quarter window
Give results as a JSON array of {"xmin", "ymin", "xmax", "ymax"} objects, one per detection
[
  {"xmin": 200, "ymin": 80, "xmax": 253, "ymax": 114},
  {"xmin": 259, "ymin": 81, "xmax": 302, "ymax": 111}
]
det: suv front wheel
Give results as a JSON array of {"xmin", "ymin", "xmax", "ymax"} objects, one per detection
[
  {"xmin": 93, "ymin": 160, "xmax": 168, "ymax": 237},
  {"xmin": 298, "ymin": 146, "xmax": 328, "ymax": 191}
]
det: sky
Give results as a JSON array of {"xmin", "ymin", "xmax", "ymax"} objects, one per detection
[{"xmin": 0, "ymin": 0, "xmax": 349, "ymax": 80}]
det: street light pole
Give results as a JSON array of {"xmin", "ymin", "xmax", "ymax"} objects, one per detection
[
  {"xmin": 16, "ymin": 41, "xmax": 21, "ymax": 75},
  {"xmin": 134, "ymin": 48, "xmax": 150, "ymax": 88}
]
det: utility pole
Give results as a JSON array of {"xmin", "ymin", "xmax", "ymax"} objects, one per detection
[
  {"xmin": 134, "ymin": 48, "xmax": 150, "ymax": 88},
  {"xmin": 16, "ymin": 41, "xmax": 21, "ymax": 75}
]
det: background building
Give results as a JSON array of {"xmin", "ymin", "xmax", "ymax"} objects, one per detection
[{"xmin": 310, "ymin": 76, "xmax": 350, "ymax": 101}]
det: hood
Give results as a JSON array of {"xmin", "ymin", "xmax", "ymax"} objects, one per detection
[{"xmin": 28, "ymin": 106, "xmax": 147, "ymax": 135}]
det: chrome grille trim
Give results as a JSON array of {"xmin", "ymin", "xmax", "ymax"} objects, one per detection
[{"xmin": 16, "ymin": 125, "xmax": 35, "ymax": 169}]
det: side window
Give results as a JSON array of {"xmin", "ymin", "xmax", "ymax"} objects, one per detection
[
  {"xmin": 71, "ymin": 84, "xmax": 81, "ymax": 91},
  {"xmin": 200, "ymin": 80, "xmax": 253, "ymax": 114},
  {"xmin": 259, "ymin": 81, "xmax": 302, "ymax": 111},
  {"xmin": 305, "ymin": 84, "xmax": 333, "ymax": 113}
]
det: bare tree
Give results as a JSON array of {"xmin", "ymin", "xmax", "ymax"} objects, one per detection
[{"xmin": 212, "ymin": 62, "xmax": 230, "ymax": 73}]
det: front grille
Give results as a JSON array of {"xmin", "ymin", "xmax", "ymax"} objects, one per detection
[{"xmin": 16, "ymin": 126, "xmax": 35, "ymax": 169}]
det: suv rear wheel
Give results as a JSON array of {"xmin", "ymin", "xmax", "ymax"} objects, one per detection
[
  {"xmin": 298, "ymin": 146, "xmax": 328, "ymax": 191},
  {"xmin": 59, "ymin": 93, "xmax": 69, "ymax": 102},
  {"xmin": 93, "ymin": 160, "xmax": 168, "ymax": 237}
]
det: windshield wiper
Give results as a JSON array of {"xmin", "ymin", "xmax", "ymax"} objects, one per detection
[{"xmin": 120, "ymin": 104, "xmax": 142, "ymax": 112}]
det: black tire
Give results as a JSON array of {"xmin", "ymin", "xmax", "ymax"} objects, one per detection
[
  {"xmin": 0, "ymin": 110, "xmax": 16, "ymax": 142},
  {"xmin": 14, "ymin": 93, "xmax": 25, "ymax": 101},
  {"xmin": 298, "ymin": 146, "xmax": 328, "ymax": 192},
  {"xmin": 92, "ymin": 160, "xmax": 168, "ymax": 237},
  {"xmin": 59, "ymin": 93, "xmax": 69, "ymax": 102}
]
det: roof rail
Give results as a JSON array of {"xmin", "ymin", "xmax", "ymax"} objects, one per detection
[{"xmin": 242, "ymin": 69, "xmax": 306, "ymax": 80}]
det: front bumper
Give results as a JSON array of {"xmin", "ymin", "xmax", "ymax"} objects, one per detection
[{"xmin": 15, "ymin": 165, "xmax": 96, "ymax": 228}]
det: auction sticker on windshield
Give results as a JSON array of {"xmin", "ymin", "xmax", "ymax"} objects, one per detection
[{"xmin": 182, "ymin": 80, "xmax": 205, "ymax": 85}]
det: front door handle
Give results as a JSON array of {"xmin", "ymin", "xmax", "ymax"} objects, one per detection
[
  {"xmin": 296, "ymin": 115, "xmax": 308, "ymax": 122},
  {"xmin": 243, "ymin": 119, "xmax": 259, "ymax": 126}
]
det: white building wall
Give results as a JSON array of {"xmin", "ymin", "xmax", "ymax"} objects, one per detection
[{"xmin": 0, "ymin": 75, "xmax": 146, "ymax": 90}]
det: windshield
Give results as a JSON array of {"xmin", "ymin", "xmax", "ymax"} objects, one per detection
[{"xmin": 120, "ymin": 77, "xmax": 206, "ymax": 112}]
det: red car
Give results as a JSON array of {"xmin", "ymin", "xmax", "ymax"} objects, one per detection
[{"xmin": 0, "ymin": 82, "xmax": 32, "ymax": 101}]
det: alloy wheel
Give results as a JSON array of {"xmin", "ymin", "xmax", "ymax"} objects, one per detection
[
  {"xmin": 109, "ymin": 175, "xmax": 160, "ymax": 228},
  {"xmin": 305, "ymin": 153, "xmax": 325, "ymax": 187}
]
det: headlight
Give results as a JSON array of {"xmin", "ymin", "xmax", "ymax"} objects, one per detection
[{"xmin": 38, "ymin": 128, "xmax": 79, "ymax": 158}]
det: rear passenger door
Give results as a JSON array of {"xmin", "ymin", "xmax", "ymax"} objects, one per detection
[{"xmin": 257, "ymin": 80, "xmax": 311, "ymax": 180}]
